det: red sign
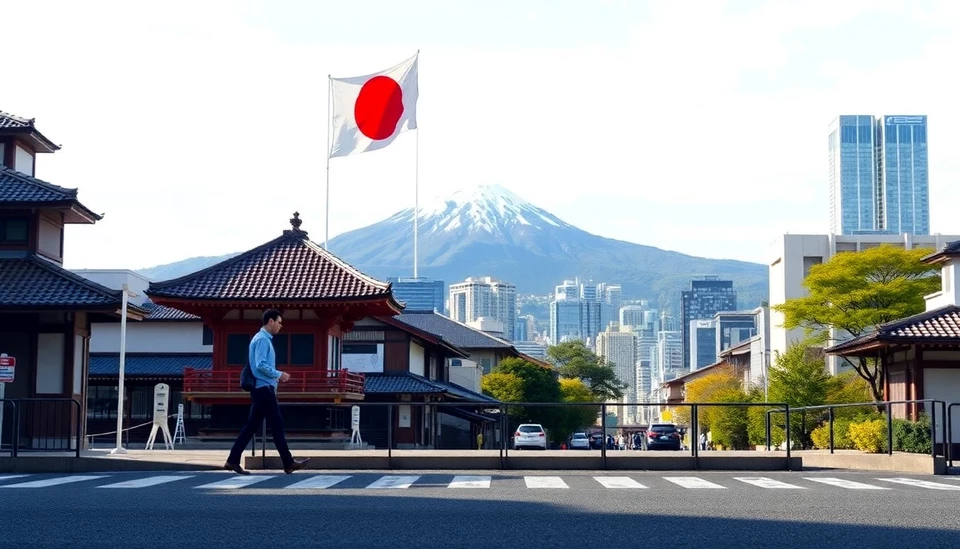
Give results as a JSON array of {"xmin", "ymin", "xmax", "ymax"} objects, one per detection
[{"xmin": 0, "ymin": 354, "xmax": 14, "ymax": 383}]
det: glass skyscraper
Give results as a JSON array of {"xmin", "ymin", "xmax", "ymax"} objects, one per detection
[
  {"xmin": 387, "ymin": 277, "xmax": 444, "ymax": 312},
  {"xmin": 828, "ymin": 115, "xmax": 929, "ymax": 236}
]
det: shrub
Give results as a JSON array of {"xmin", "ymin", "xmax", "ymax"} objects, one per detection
[
  {"xmin": 847, "ymin": 419, "xmax": 887, "ymax": 453},
  {"xmin": 810, "ymin": 418, "xmax": 855, "ymax": 450},
  {"xmin": 893, "ymin": 416, "xmax": 932, "ymax": 454}
]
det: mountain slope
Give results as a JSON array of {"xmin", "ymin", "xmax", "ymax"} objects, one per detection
[
  {"xmin": 328, "ymin": 185, "xmax": 768, "ymax": 310},
  {"xmin": 135, "ymin": 185, "xmax": 769, "ymax": 312}
]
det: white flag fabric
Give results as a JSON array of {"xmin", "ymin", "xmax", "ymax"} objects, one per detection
[{"xmin": 329, "ymin": 52, "xmax": 419, "ymax": 158}]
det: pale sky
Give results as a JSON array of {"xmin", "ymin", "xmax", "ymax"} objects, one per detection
[{"xmin": 4, "ymin": 0, "xmax": 959, "ymax": 270}]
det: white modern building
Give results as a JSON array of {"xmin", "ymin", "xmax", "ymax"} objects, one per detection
[
  {"xmin": 596, "ymin": 323, "xmax": 638, "ymax": 422},
  {"xmin": 768, "ymin": 233, "xmax": 959, "ymax": 373},
  {"xmin": 448, "ymin": 277, "xmax": 517, "ymax": 341}
]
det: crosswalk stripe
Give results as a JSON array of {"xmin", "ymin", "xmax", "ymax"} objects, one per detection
[
  {"xmin": 195, "ymin": 475, "xmax": 276, "ymax": 489},
  {"xmin": 734, "ymin": 477, "xmax": 805, "ymax": 490},
  {"xmin": 524, "ymin": 476, "xmax": 568, "ymax": 488},
  {"xmin": 365, "ymin": 475, "xmax": 420, "ymax": 489},
  {"xmin": 594, "ymin": 477, "xmax": 648, "ymax": 489},
  {"xmin": 804, "ymin": 478, "xmax": 888, "ymax": 490},
  {"xmin": 285, "ymin": 475, "xmax": 352, "ymax": 490},
  {"xmin": 663, "ymin": 477, "xmax": 726, "ymax": 489},
  {"xmin": 98, "ymin": 476, "xmax": 194, "ymax": 489},
  {"xmin": 876, "ymin": 478, "xmax": 960, "ymax": 491},
  {"xmin": 0, "ymin": 475, "xmax": 108, "ymax": 488},
  {"xmin": 0, "ymin": 475, "xmax": 30, "ymax": 483},
  {"xmin": 448, "ymin": 475, "xmax": 491, "ymax": 488}
]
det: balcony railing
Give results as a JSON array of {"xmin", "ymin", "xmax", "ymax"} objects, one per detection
[{"xmin": 183, "ymin": 368, "xmax": 365, "ymax": 399}]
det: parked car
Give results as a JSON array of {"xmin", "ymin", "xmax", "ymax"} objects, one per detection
[
  {"xmin": 569, "ymin": 432, "xmax": 590, "ymax": 450},
  {"xmin": 643, "ymin": 423, "xmax": 682, "ymax": 451},
  {"xmin": 513, "ymin": 423, "xmax": 548, "ymax": 450}
]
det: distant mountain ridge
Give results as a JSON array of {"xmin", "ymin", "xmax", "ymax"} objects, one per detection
[{"xmin": 136, "ymin": 185, "xmax": 769, "ymax": 314}]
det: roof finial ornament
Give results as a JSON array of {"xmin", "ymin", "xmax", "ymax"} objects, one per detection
[{"xmin": 290, "ymin": 211, "xmax": 303, "ymax": 232}]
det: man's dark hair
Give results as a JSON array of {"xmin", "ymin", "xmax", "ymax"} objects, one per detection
[{"xmin": 262, "ymin": 309, "xmax": 282, "ymax": 326}]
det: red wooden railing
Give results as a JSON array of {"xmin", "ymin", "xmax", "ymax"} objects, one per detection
[{"xmin": 183, "ymin": 368, "xmax": 365, "ymax": 396}]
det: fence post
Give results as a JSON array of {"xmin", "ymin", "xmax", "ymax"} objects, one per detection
[
  {"xmin": 74, "ymin": 399, "xmax": 82, "ymax": 458},
  {"xmin": 765, "ymin": 410, "xmax": 771, "ymax": 451},
  {"xmin": 886, "ymin": 403, "xmax": 893, "ymax": 456},
  {"xmin": 691, "ymin": 404, "xmax": 699, "ymax": 469},
  {"xmin": 784, "ymin": 404, "xmax": 791, "ymax": 470},
  {"xmin": 261, "ymin": 417, "xmax": 266, "ymax": 466},
  {"xmin": 387, "ymin": 404, "xmax": 393, "ymax": 470},
  {"xmin": 930, "ymin": 402, "xmax": 936, "ymax": 461},
  {"xmin": 499, "ymin": 404, "xmax": 505, "ymax": 470},
  {"xmin": 828, "ymin": 407, "xmax": 834, "ymax": 455},
  {"xmin": 600, "ymin": 403, "xmax": 607, "ymax": 471}
]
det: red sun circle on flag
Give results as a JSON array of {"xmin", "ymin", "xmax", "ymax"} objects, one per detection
[{"xmin": 354, "ymin": 76, "xmax": 405, "ymax": 140}]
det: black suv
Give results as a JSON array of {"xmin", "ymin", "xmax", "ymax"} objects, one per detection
[{"xmin": 643, "ymin": 423, "xmax": 682, "ymax": 451}]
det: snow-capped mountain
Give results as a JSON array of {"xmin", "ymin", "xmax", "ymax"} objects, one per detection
[
  {"xmin": 138, "ymin": 184, "xmax": 768, "ymax": 309},
  {"xmin": 328, "ymin": 185, "xmax": 768, "ymax": 308}
]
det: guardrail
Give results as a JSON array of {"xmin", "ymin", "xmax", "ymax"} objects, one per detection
[
  {"xmin": 246, "ymin": 400, "xmax": 794, "ymax": 471},
  {"xmin": 948, "ymin": 403, "xmax": 959, "ymax": 468},
  {"xmin": 0, "ymin": 398, "xmax": 83, "ymax": 458},
  {"xmin": 184, "ymin": 368, "xmax": 365, "ymax": 396},
  {"xmin": 765, "ymin": 399, "xmax": 948, "ymax": 465}
]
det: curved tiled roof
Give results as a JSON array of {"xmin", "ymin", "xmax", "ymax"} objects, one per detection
[
  {"xmin": 392, "ymin": 311, "xmax": 515, "ymax": 350},
  {"xmin": 0, "ymin": 166, "xmax": 100, "ymax": 222},
  {"xmin": 141, "ymin": 302, "xmax": 201, "ymax": 321},
  {"xmin": 0, "ymin": 110, "xmax": 60, "ymax": 152},
  {"xmin": 0, "ymin": 255, "xmax": 126, "ymax": 309},
  {"xmin": 0, "ymin": 110, "xmax": 32, "ymax": 129},
  {"xmin": 146, "ymin": 225, "xmax": 396, "ymax": 303},
  {"xmin": 825, "ymin": 305, "xmax": 960, "ymax": 354}
]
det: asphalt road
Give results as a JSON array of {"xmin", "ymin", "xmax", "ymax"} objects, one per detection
[{"xmin": 1, "ymin": 470, "xmax": 959, "ymax": 548}]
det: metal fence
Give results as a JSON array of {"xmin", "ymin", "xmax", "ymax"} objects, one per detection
[
  {"xmin": 0, "ymin": 398, "xmax": 83, "ymax": 458},
  {"xmin": 766, "ymin": 399, "xmax": 950, "ymax": 463},
  {"xmin": 247, "ymin": 400, "xmax": 795, "ymax": 470}
]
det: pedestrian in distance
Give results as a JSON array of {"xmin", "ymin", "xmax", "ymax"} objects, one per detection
[{"xmin": 224, "ymin": 309, "xmax": 310, "ymax": 475}]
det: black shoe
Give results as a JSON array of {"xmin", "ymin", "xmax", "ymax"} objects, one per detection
[
  {"xmin": 284, "ymin": 458, "xmax": 310, "ymax": 474},
  {"xmin": 224, "ymin": 461, "xmax": 250, "ymax": 475}
]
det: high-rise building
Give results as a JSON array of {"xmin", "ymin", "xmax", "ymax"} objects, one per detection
[
  {"xmin": 688, "ymin": 319, "xmax": 717, "ymax": 371},
  {"xmin": 680, "ymin": 277, "xmax": 737, "ymax": 370},
  {"xmin": 714, "ymin": 311, "xmax": 757, "ymax": 356},
  {"xmin": 548, "ymin": 279, "xmax": 605, "ymax": 345},
  {"xmin": 828, "ymin": 115, "xmax": 929, "ymax": 236},
  {"xmin": 448, "ymin": 277, "xmax": 517, "ymax": 341},
  {"xmin": 598, "ymin": 283, "xmax": 622, "ymax": 330},
  {"xmin": 596, "ymin": 323, "xmax": 638, "ymax": 421},
  {"xmin": 387, "ymin": 277, "xmax": 444, "ymax": 312}
]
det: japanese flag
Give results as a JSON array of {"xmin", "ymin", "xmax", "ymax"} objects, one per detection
[{"xmin": 329, "ymin": 52, "xmax": 419, "ymax": 158}]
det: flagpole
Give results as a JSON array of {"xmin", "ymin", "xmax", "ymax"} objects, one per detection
[
  {"xmin": 413, "ymin": 49, "xmax": 420, "ymax": 279},
  {"xmin": 325, "ymin": 75, "xmax": 331, "ymax": 249}
]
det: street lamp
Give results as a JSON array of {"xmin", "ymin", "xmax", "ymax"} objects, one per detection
[{"xmin": 110, "ymin": 284, "xmax": 137, "ymax": 455}]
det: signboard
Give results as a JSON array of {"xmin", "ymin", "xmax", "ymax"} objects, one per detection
[
  {"xmin": 145, "ymin": 383, "xmax": 174, "ymax": 450},
  {"xmin": 351, "ymin": 405, "xmax": 360, "ymax": 430},
  {"xmin": 0, "ymin": 354, "xmax": 15, "ymax": 384}
]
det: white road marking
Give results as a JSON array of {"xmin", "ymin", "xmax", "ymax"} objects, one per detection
[
  {"xmin": 734, "ymin": 477, "xmax": 805, "ymax": 489},
  {"xmin": 594, "ymin": 477, "xmax": 648, "ymax": 489},
  {"xmin": 0, "ymin": 475, "xmax": 30, "ymax": 483},
  {"xmin": 524, "ymin": 476, "xmax": 569, "ymax": 488},
  {"xmin": 663, "ymin": 477, "xmax": 726, "ymax": 489},
  {"xmin": 98, "ymin": 475, "xmax": 194, "ymax": 489},
  {"xmin": 285, "ymin": 475, "xmax": 352, "ymax": 490},
  {"xmin": 0, "ymin": 475, "xmax": 108, "ymax": 488},
  {"xmin": 448, "ymin": 475, "xmax": 491, "ymax": 488},
  {"xmin": 365, "ymin": 475, "xmax": 420, "ymax": 489},
  {"xmin": 195, "ymin": 475, "xmax": 276, "ymax": 489},
  {"xmin": 804, "ymin": 477, "xmax": 889, "ymax": 490},
  {"xmin": 876, "ymin": 478, "xmax": 960, "ymax": 491}
]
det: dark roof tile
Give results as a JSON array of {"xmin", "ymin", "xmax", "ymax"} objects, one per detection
[
  {"xmin": 363, "ymin": 371, "xmax": 499, "ymax": 402},
  {"xmin": 826, "ymin": 305, "xmax": 960, "ymax": 353},
  {"xmin": 0, "ymin": 255, "xmax": 128, "ymax": 309},
  {"xmin": 141, "ymin": 302, "xmax": 201, "ymax": 321},
  {"xmin": 146, "ymin": 223, "xmax": 397, "ymax": 303},
  {"xmin": 89, "ymin": 354, "xmax": 212, "ymax": 376},
  {"xmin": 392, "ymin": 311, "xmax": 514, "ymax": 350},
  {"xmin": 0, "ymin": 165, "xmax": 78, "ymax": 202},
  {"xmin": 0, "ymin": 111, "xmax": 32, "ymax": 129}
]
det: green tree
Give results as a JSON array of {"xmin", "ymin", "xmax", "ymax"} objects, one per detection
[
  {"xmin": 773, "ymin": 244, "xmax": 940, "ymax": 402},
  {"xmin": 556, "ymin": 378, "xmax": 599, "ymax": 440},
  {"xmin": 481, "ymin": 372, "xmax": 524, "ymax": 402},
  {"xmin": 547, "ymin": 340, "xmax": 626, "ymax": 400},
  {"xmin": 489, "ymin": 357, "xmax": 565, "ymax": 441},
  {"xmin": 768, "ymin": 342, "xmax": 835, "ymax": 448}
]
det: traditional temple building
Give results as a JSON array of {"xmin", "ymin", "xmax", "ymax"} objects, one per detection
[
  {"xmin": 0, "ymin": 109, "xmax": 145, "ymax": 451},
  {"xmin": 140, "ymin": 214, "xmax": 500, "ymax": 448}
]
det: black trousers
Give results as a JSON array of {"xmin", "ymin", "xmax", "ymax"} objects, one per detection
[{"xmin": 227, "ymin": 386, "xmax": 293, "ymax": 467}]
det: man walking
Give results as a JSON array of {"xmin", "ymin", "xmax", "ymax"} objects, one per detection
[{"xmin": 224, "ymin": 309, "xmax": 309, "ymax": 475}]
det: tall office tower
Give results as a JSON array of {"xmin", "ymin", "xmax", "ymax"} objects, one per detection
[
  {"xmin": 828, "ymin": 115, "xmax": 929, "ymax": 236},
  {"xmin": 680, "ymin": 277, "xmax": 737, "ymax": 370},
  {"xmin": 656, "ymin": 330, "xmax": 683, "ymax": 384},
  {"xmin": 548, "ymin": 279, "xmax": 604, "ymax": 344},
  {"xmin": 598, "ymin": 283, "xmax": 622, "ymax": 330},
  {"xmin": 387, "ymin": 277, "xmax": 445, "ymax": 312},
  {"xmin": 448, "ymin": 277, "xmax": 517, "ymax": 340},
  {"xmin": 596, "ymin": 324, "xmax": 638, "ymax": 421}
]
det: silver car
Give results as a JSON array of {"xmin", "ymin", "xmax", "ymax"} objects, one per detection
[
  {"xmin": 513, "ymin": 423, "xmax": 547, "ymax": 450},
  {"xmin": 569, "ymin": 432, "xmax": 590, "ymax": 450}
]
